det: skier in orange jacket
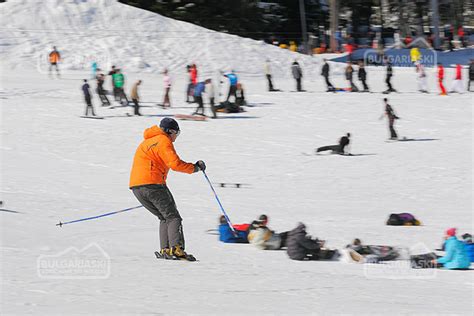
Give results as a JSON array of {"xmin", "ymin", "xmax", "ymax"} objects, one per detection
[
  {"xmin": 48, "ymin": 46, "xmax": 61, "ymax": 78},
  {"xmin": 437, "ymin": 63, "xmax": 447, "ymax": 95},
  {"xmin": 129, "ymin": 118, "xmax": 205, "ymax": 261}
]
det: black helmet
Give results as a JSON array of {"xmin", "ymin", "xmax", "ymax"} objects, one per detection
[{"xmin": 160, "ymin": 117, "xmax": 180, "ymax": 134}]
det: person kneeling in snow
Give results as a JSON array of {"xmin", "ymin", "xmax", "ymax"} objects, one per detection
[
  {"xmin": 247, "ymin": 215, "xmax": 288, "ymax": 250},
  {"xmin": 433, "ymin": 228, "xmax": 471, "ymax": 270},
  {"xmin": 218, "ymin": 215, "xmax": 249, "ymax": 243},
  {"xmin": 286, "ymin": 223, "xmax": 338, "ymax": 261},
  {"xmin": 316, "ymin": 133, "xmax": 351, "ymax": 155}
]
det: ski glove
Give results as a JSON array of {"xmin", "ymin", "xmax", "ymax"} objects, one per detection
[{"xmin": 194, "ymin": 160, "xmax": 206, "ymax": 172}]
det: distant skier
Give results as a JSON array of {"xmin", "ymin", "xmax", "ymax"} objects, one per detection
[
  {"xmin": 224, "ymin": 70, "xmax": 238, "ymax": 102},
  {"xmin": 112, "ymin": 69, "xmax": 127, "ymax": 104},
  {"xmin": 468, "ymin": 59, "xmax": 474, "ymax": 92},
  {"xmin": 193, "ymin": 80, "xmax": 207, "ymax": 115},
  {"xmin": 437, "ymin": 63, "xmax": 447, "ymax": 96},
  {"xmin": 291, "ymin": 60, "xmax": 303, "ymax": 92},
  {"xmin": 108, "ymin": 66, "xmax": 118, "ymax": 100},
  {"xmin": 316, "ymin": 133, "xmax": 351, "ymax": 155},
  {"xmin": 91, "ymin": 61, "xmax": 98, "ymax": 79},
  {"xmin": 48, "ymin": 46, "xmax": 61, "ymax": 78},
  {"xmin": 383, "ymin": 57, "xmax": 396, "ymax": 93},
  {"xmin": 380, "ymin": 98, "xmax": 400, "ymax": 140},
  {"xmin": 345, "ymin": 62, "xmax": 358, "ymax": 92},
  {"xmin": 205, "ymin": 78, "xmax": 217, "ymax": 119},
  {"xmin": 415, "ymin": 61, "xmax": 428, "ymax": 93},
  {"xmin": 264, "ymin": 59, "xmax": 277, "ymax": 91},
  {"xmin": 358, "ymin": 60, "xmax": 369, "ymax": 92},
  {"xmin": 130, "ymin": 80, "xmax": 142, "ymax": 116},
  {"xmin": 235, "ymin": 83, "xmax": 246, "ymax": 106},
  {"xmin": 321, "ymin": 59, "xmax": 335, "ymax": 92},
  {"xmin": 186, "ymin": 64, "xmax": 197, "ymax": 103},
  {"xmin": 449, "ymin": 64, "xmax": 464, "ymax": 93},
  {"xmin": 96, "ymin": 73, "xmax": 110, "ymax": 106},
  {"xmin": 163, "ymin": 69, "xmax": 172, "ymax": 107},
  {"xmin": 129, "ymin": 118, "xmax": 205, "ymax": 261},
  {"xmin": 82, "ymin": 79, "xmax": 96, "ymax": 117}
]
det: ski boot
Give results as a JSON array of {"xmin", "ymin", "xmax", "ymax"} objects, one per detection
[
  {"xmin": 171, "ymin": 245, "xmax": 196, "ymax": 262},
  {"xmin": 155, "ymin": 248, "xmax": 173, "ymax": 260}
]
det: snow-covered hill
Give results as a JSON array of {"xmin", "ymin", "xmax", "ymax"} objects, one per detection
[{"xmin": 0, "ymin": 0, "xmax": 320, "ymax": 77}]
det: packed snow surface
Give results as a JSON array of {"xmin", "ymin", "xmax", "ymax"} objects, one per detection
[{"xmin": 1, "ymin": 0, "xmax": 473, "ymax": 315}]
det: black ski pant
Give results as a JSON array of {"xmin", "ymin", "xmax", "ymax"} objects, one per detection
[
  {"xmin": 98, "ymin": 88, "xmax": 110, "ymax": 106},
  {"xmin": 194, "ymin": 96, "xmax": 204, "ymax": 115},
  {"xmin": 49, "ymin": 63, "xmax": 60, "ymax": 76},
  {"xmin": 349, "ymin": 78, "xmax": 359, "ymax": 92},
  {"xmin": 163, "ymin": 87, "xmax": 171, "ymax": 107},
  {"xmin": 389, "ymin": 117, "xmax": 398, "ymax": 138},
  {"xmin": 186, "ymin": 83, "xmax": 194, "ymax": 102},
  {"xmin": 132, "ymin": 184, "xmax": 185, "ymax": 250},
  {"xmin": 296, "ymin": 78, "xmax": 302, "ymax": 91},
  {"xmin": 209, "ymin": 97, "xmax": 217, "ymax": 118},
  {"xmin": 84, "ymin": 95, "xmax": 96, "ymax": 116},
  {"xmin": 324, "ymin": 76, "xmax": 334, "ymax": 90},
  {"xmin": 266, "ymin": 74, "xmax": 275, "ymax": 91},
  {"xmin": 468, "ymin": 79, "xmax": 473, "ymax": 92},
  {"xmin": 132, "ymin": 98, "xmax": 140, "ymax": 115},
  {"xmin": 317, "ymin": 145, "xmax": 342, "ymax": 154},
  {"xmin": 226, "ymin": 85, "xmax": 237, "ymax": 102},
  {"xmin": 386, "ymin": 76, "xmax": 393, "ymax": 91},
  {"xmin": 360, "ymin": 79, "xmax": 369, "ymax": 91}
]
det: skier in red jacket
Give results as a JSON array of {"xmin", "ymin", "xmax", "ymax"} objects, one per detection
[
  {"xmin": 437, "ymin": 63, "xmax": 447, "ymax": 95},
  {"xmin": 449, "ymin": 64, "xmax": 464, "ymax": 93}
]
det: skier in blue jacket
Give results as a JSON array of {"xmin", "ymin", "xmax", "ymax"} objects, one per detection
[
  {"xmin": 461, "ymin": 233, "xmax": 474, "ymax": 262},
  {"xmin": 224, "ymin": 71, "xmax": 238, "ymax": 102},
  {"xmin": 193, "ymin": 80, "xmax": 207, "ymax": 115},
  {"xmin": 435, "ymin": 228, "xmax": 471, "ymax": 269}
]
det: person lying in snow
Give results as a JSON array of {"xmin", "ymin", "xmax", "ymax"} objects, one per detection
[
  {"xmin": 345, "ymin": 238, "xmax": 400, "ymax": 263},
  {"xmin": 316, "ymin": 133, "xmax": 351, "ymax": 155},
  {"xmin": 247, "ymin": 214, "xmax": 289, "ymax": 250},
  {"xmin": 218, "ymin": 215, "xmax": 249, "ymax": 243},
  {"xmin": 286, "ymin": 223, "xmax": 339, "ymax": 261}
]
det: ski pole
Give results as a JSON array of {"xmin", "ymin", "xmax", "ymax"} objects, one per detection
[
  {"xmin": 202, "ymin": 170, "xmax": 236, "ymax": 234},
  {"xmin": 56, "ymin": 205, "xmax": 143, "ymax": 227}
]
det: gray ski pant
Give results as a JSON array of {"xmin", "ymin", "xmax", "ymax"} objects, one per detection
[{"xmin": 132, "ymin": 184, "xmax": 184, "ymax": 250}]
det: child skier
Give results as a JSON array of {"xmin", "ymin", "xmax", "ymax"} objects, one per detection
[
  {"xmin": 48, "ymin": 46, "xmax": 61, "ymax": 78},
  {"xmin": 437, "ymin": 63, "xmax": 447, "ymax": 95},
  {"xmin": 449, "ymin": 64, "xmax": 464, "ymax": 93},
  {"xmin": 82, "ymin": 79, "xmax": 96, "ymax": 117},
  {"xmin": 415, "ymin": 61, "xmax": 428, "ymax": 93},
  {"xmin": 380, "ymin": 98, "xmax": 400, "ymax": 140},
  {"xmin": 163, "ymin": 69, "xmax": 172, "ymax": 107}
]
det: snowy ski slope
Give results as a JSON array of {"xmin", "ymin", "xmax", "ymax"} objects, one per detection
[{"xmin": 1, "ymin": 0, "xmax": 473, "ymax": 315}]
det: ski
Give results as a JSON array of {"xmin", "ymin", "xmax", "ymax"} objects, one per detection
[
  {"xmin": 175, "ymin": 114, "xmax": 207, "ymax": 121},
  {"xmin": 213, "ymin": 182, "xmax": 250, "ymax": 188},
  {"xmin": 79, "ymin": 116, "xmax": 104, "ymax": 119}
]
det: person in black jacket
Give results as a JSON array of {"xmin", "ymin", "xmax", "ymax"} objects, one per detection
[
  {"xmin": 82, "ymin": 79, "xmax": 96, "ymax": 116},
  {"xmin": 321, "ymin": 59, "xmax": 334, "ymax": 92},
  {"xmin": 380, "ymin": 98, "xmax": 399, "ymax": 139},
  {"xmin": 345, "ymin": 62, "xmax": 358, "ymax": 92},
  {"xmin": 468, "ymin": 59, "xmax": 474, "ymax": 92},
  {"xmin": 287, "ymin": 223, "xmax": 337, "ymax": 261},
  {"xmin": 384, "ymin": 57, "xmax": 396, "ymax": 93},
  {"xmin": 358, "ymin": 60, "xmax": 369, "ymax": 92},
  {"xmin": 316, "ymin": 133, "xmax": 351, "ymax": 155}
]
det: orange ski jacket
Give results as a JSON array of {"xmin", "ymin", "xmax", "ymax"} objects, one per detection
[{"xmin": 129, "ymin": 126, "xmax": 195, "ymax": 188}]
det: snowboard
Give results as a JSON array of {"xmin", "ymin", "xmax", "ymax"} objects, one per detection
[
  {"xmin": 154, "ymin": 251, "xmax": 197, "ymax": 262},
  {"xmin": 175, "ymin": 114, "xmax": 207, "ymax": 121}
]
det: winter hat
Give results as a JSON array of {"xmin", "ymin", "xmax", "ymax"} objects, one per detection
[
  {"xmin": 160, "ymin": 117, "xmax": 179, "ymax": 133},
  {"xmin": 446, "ymin": 228, "xmax": 457, "ymax": 237}
]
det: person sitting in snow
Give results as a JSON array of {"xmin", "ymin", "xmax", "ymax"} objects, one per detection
[
  {"xmin": 218, "ymin": 215, "xmax": 249, "ymax": 243},
  {"xmin": 461, "ymin": 233, "xmax": 474, "ymax": 262},
  {"xmin": 316, "ymin": 133, "xmax": 351, "ymax": 155},
  {"xmin": 433, "ymin": 228, "xmax": 471, "ymax": 270},
  {"xmin": 247, "ymin": 215, "xmax": 289, "ymax": 250},
  {"xmin": 286, "ymin": 223, "xmax": 338, "ymax": 261}
]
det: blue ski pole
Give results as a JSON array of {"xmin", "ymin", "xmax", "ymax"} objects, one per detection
[
  {"xmin": 56, "ymin": 205, "xmax": 143, "ymax": 227},
  {"xmin": 202, "ymin": 170, "xmax": 236, "ymax": 234}
]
